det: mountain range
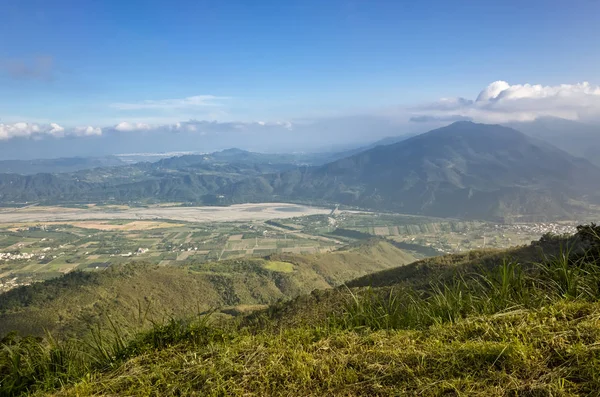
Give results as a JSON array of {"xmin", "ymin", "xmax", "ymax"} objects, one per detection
[
  {"xmin": 226, "ymin": 122, "xmax": 600, "ymax": 220},
  {"xmin": 0, "ymin": 121, "xmax": 598, "ymax": 221}
]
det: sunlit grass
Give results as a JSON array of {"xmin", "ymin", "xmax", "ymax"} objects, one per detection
[{"xmin": 2, "ymin": 225, "xmax": 600, "ymax": 396}]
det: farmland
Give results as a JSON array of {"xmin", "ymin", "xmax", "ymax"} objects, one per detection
[
  {"xmin": 0, "ymin": 203, "xmax": 580, "ymax": 293},
  {"xmin": 0, "ymin": 203, "xmax": 342, "ymax": 292},
  {"xmin": 270, "ymin": 212, "xmax": 579, "ymax": 255}
]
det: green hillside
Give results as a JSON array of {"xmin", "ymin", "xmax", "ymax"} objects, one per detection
[
  {"xmin": 0, "ymin": 239, "xmax": 415, "ymax": 338},
  {"xmin": 1, "ymin": 227, "xmax": 599, "ymax": 395}
]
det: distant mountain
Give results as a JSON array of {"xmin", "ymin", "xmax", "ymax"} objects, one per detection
[
  {"xmin": 506, "ymin": 118, "xmax": 600, "ymax": 166},
  {"xmin": 0, "ymin": 156, "xmax": 126, "ymax": 175},
  {"xmin": 152, "ymin": 149, "xmax": 303, "ymax": 173},
  {"xmin": 226, "ymin": 122, "xmax": 600, "ymax": 221},
  {"xmin": 1, "ymin": 122, "xmax": 598, "ymax": 221}
]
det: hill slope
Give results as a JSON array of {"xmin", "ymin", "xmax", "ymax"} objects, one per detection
[
  {"xmin": 6, "ymin": 229, "xmax": 600, "ymax": 396},
  {"xmin": 228, "ymin": 121, "xmax": 600, "ymax": 220},
  {"xmin": 0, "ymin": 239, "xmax": 416, "ymax": 337}
]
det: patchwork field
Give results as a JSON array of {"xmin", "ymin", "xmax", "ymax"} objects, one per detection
[
  {"xmin": 269, "ymin": 213, "xmax": 578, "ymax": 255},
  {"xmin": 0, "ymin": 215, "xmax": 342, "ymax": 293},
  {"xmin": 0, "ymin": 204, "xmax": 580, "ymax": 294}
]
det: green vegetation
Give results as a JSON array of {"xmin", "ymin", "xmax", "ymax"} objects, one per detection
[
  {"xmin": 0, "ymin": 226, "xmax": 599, "ymax": 395},
  {"xmin": 262, "ymin": 260, "xmax": 294, "ymax": 273},
  {"xmin": 0, "ymin": 240, "xmax": 415, "ymax": 338},
  {"xmin": 0, "ymin": 219, "xmax": 341, "ymax": 292}
]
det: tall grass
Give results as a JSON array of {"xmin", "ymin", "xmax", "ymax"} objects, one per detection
[
  {"xmin": 339, "ymin": 242, "xmax": 600, "ymax": 331},
  {"xmin": 0, "ymin": 313, "xmax": 217, "ymax": 396},
  {"xmin": 3, "ymin": 226, "xmax": 600, "ymax": 396},
  {"xmin": 0, "ymin": 331, "xmax": 87, "ymax": 395}
]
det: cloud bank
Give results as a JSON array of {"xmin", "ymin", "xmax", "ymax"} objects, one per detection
[
  {"xmin": 4, "ymin": 80, "xmax": 600, "ymax": 146},
  {"xmin": 412, "ymin": 81, "xmax": 600, "ymax": 123},
  {"xmin": 0, "ymin": 120, "xmax": 293, "ymax": 141},
  {"xmin": 0, "ymin": 123, "xmax": 102, "ymax": 140}
]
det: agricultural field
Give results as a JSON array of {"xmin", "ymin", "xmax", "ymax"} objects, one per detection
[
  {"xmin": 0, "ymin": 203, "xmax": 581, "ymax": 293},
  {"xmin": 0, "ymin": 216, "xmax": 342, "ymax": 293},
  {"xmin": 273, "ymin": 213, "xmax": 579, "ymax": 255}
]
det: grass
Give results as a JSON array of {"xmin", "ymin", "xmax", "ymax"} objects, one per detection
[
  {"xmin": 0, "ymin": 240, "xmax": 412, "ymax": 338},
  {"xmin": 2, "ymin": 227, "xmax": 600, "ymax": 396},
  {"xmin": 13, "ymin": 300, "xmax": 600, "ymax": 396},
  {"xmin": 262, "ymin": 260, "xmax": 294, "ymax": 273}
]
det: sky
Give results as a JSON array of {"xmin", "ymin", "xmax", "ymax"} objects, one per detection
[{"xmin": 1, "ymin": 0, "xmax": 600, "ymax": 158}]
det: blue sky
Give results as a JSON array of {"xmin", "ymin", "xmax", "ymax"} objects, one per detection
[{"xmin": 1, "ymin": 0, "xmax": 600, "ymax": 156}]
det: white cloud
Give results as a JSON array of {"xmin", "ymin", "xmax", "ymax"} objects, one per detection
[
  {"xmin": 0, "ymin": 122, "xmax": 102, "ymax": 140},
  {"xmin": 0, "ymin": 119, "xmax": 294, "ymax": 141},
  {"xmin": 72, "ymin": 126, "xmax": 103, "ymax": 136},
  {"xmin": 49, "ymin": 123, "xmax": 65, "ymax": 135},
  {"xmin": 111, "ymin": 120, "xmax": 294, "ymax": 134},
  {"xmin": 114, "ymin": 122, "xmax": 151, "ymax": 132},
  {"xmin": 412, "ymin": 81, "xmax": 600, "ymax": 123},
  {"xmin": 110, "ymin": 95, "xmax": 226, "ymax": 111}
]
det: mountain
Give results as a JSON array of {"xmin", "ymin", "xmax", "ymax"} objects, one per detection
[
  {"xmin": 0, "ymin": 156, "xmax": 126, "ymax": 175},
  {"xmin": 0, "ymin": 122, "xmax": 598, "ymax": 221},
  {"xmin": 506, "ymin": 117, "xmax": 600, "ymax": 166},
  {"xmin": 227, "ymin": 121, "xmax": 600, "ymax": 220}
]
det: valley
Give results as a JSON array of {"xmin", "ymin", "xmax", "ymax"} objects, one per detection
[
  {"xmin": 1, "ymin": 122, "xmax": 599, "ymax": 396},
  {"xmin": 3, "ymin": 4, "xmax": 600, "ymax": 394},
  {"xmin": 0, "ymin": 202, "xmax": 579, "ymax": 293}
]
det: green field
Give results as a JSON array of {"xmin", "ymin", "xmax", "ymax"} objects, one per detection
[
  {"xmin": 0, "ymin": 210, "xmax": 579, "ymax": 293},
  {"xmin": 0, "ymin": 219, "xmax": 340, "ymax": 293}
]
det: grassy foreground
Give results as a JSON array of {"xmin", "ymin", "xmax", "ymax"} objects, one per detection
[{"xmin": 3, "ymin": 226, "xmax": 600, "ymax": 396}]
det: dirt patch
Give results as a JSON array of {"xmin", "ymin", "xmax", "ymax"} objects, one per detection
[
  {"xmin": 0, "ymin": 220, "xmax": 183, "ymax": 231},
  {"xmin": 69, "ymin": 221, "xmax": 184, "ymax": 231},
  {"xmin": 0, "ymin": 203, "xmax": 337, "ymax": 224},
  {"xmin": 176, "ymin": 251, "xmax": 193, "ymax": 261}
]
